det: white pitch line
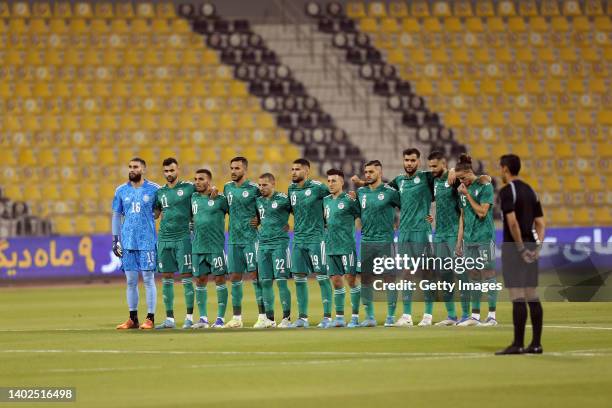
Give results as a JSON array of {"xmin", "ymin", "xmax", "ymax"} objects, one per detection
[
  {"xmin": 46, "ymin": 365, "xmax": 162, "ymax": 373},
  {"xmin": 540, "ymin": 325, "xmax": 612, "ymax": 331}
]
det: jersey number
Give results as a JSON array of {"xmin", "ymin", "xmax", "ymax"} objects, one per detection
[
  {"xmin": 228, "ymin": 193, "xmax": 233, "ymax": 206},
  {"xmin": 184, "ymin": 254, "xmax": 192, "ymax": 266},
  {"xmin": 213, "ymin": 257, "xmax": 223, "ymax": 268},
  {"xmin": 258, "ymin": 207, "xmax": 265, "ymax": 219},
  {"xmin": 275, "ymin": 259, "xmax": 285, "ymax": 271},
  {"xmin": 131, "ymin": 202, "xmax": 141, "ymax": 213},
  {"xmin": 324, "ymin": 206, "xmax": 330, "ymax": 220},
  {"xmin": 291, "ymin": 194, "xmax": 297, "ymax": 206},
  {"xmin": 161, "ymin": 195, "xmax": 169, "ymax": 208},
  {"xmin": 361, "ymin": 196, "xmax": 367, "ymax": 209},
  {"xmin": 192, "ymin": 202, "xmax": 198, "ymax": 214},
  {"xmin": 460, "ymin": 195, "xmax": 467, "ymax": 207},
  {"xmin": 245, "ymin": 252, "xmax": 254, "ymax": 265}
]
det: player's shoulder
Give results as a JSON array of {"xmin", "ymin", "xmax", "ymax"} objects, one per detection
[
  {"xmin": 310, "ymin": 179, "xmax": 323, "ymax": 186},
  {"xmin": 145, "ymin": 180, "xmax": 161, "ymax": 190},
  {"xmin": 248, "ymin": 181, "xmax": 259, "ymax": 189},
  {"xmin": 288, "ymin": 182, "xmax": 297, "ymax": 190},
  {"xmin": 383, "ymin": 183, "xmax": 398, "ymax": 191},
  {"xmin": 114, "ymin": 182, "xmax": 130, "ymax": 194},
  {"xmin": 276, "ymin": 192, "xmax": 288, "ymax": 199}
]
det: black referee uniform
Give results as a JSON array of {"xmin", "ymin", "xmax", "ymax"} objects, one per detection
[{"xmin": 500, "ymin": 179, "xmax": 544, "ymax": 287}]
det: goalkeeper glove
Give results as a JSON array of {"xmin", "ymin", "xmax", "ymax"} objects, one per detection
[{"xmin": 112, "ymin": 235, "xmax": 123, "ymax": 258}]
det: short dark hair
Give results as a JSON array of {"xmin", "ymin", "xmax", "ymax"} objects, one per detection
[
  {"xmin": 196, "ymin": 168, "xmax": 212, "ymax": 179},
  {"xmin": 326, "ymin": 168, "xmax": 345, "ymax": 178},
  {"xmin": 500, "ymin": 154, "xmax": 521, "ymax": 176},
  {"xmin": 162, "ymin": 157, "xmax": 178, "ymax": 167},
  {"xmin": 259, "ymin": 172, "xmax": 275, "ymax": 182},
  {"xmin": 455, "ymin": 153, "xmax": 473, "ymax": 172},
  {"xmin": 403, "ymin": 148, "xmax": 421, "ymax": 158},
  {"xmin": 293, "ymin": 158, "xmax": 310, "ymax": 168},
  {"xmin": 365, "ymin": 160, "xmax": 382, "ymax": 168},
  {"xmin": 427, "ymin": 151, "xmax": 445, "ymax": 161},
  {"xmin": 230, "ymin": 156, "xmax": 248, "ymax": 168},
  {"xmin": 130, "ymin": 157, "xmax": 146, "ymax": 167}
]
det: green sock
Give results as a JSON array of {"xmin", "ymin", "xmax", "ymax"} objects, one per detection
[
  {"xmin": 231, "ymin": 280, "xmax": 243, "ymax": 315},
  {"xmin": 402, "ymin": 289, "xmax": 412, "ymax": 315},
  {"xmin": 361, "ymin": 285, "xmax": 375, "ymax": 319},
  {"xmin": 261, "ymin": 279, "xmax": 275, "ymax": 319},
  {"xmin": 316, "ymin": 275, "xmax": 332, "ymax": 317},
  {"xmin": 485, "ymin": 276, "xmax": 498, "ymax": 312},
  {"xmin": 216, "ymin": 283, "xmax": 228, "ymax": 319},
  {"xmin": 424, "ymin": 289, "xmax": 434, "ymax": 315},
  {"xmin": 470, "ymin": 276, "xmax": 482, "ymax": 313},
  {"xmin": 182, "ymin": 278, "xmax": 194, "ymax": 315},
  {"xmin": 162, "ymin": 278, "xmax": 174, "ymax": 318},
  {"xmin": 295, "ymin": 276, "xmax": 308, "ymax": 318},
  {"xmin": 350, "ymin": 285, "xmax": 361, "ymax": 315},
  {"xmin": 252, "ymin": 280, "xmax": 264, "ymax": 312},
  {"xmin": 459, "ymin": 277, "xmax": 471, "ymax": 317},
  {"xmin": 440, "ymin": 272, "xmax": 456, "ymax": 319},
  {"xmin": 387, "ymin": 288, "xmax": 397, "ymax": 317},
  {"xmin": 195, "ymin": 285, "xmax": 207, "ymax": 318},
  {"xmin": 277, "ymin": 278, "xmax": 291, "ymax": 317},
  {"xmin": 334, "ymin": 287, "xmax": 346, "ymax": 315}
]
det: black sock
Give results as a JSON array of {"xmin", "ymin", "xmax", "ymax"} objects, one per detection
[
  {"xmin": 129, "ymin": 310, "xmax": 138, "ymax": 322},
  {"xmin": 283, "ymin": 310, "xmax": 290, "ymax": 319},
  {"xmin": 233, "ymin": 306, "xmax": 241, "ymax": 316},
  {"xmin": 146, "ymin": 313, "xmax": 154, "ymax": 322},
  {"xmin": 187, "ymin": 308, "xmax": 194, "ymax": 315},
  {"xmin": 167, "ymin": 310, "xmax": 174, "ymax": 318},
  {"xmin": 266, "ymin": 312, "xmax": 274, "ymax": 321},
  {"xmin": 512, "ymin": 299, "xmax": 527, "ymax": 347},
  {"xmin": 258, "ymin": 303, "xmax": 266, "ymax": 314},
  {"xmin": 528, "ymin": 300, "xmax": 543, "ymax": 346},
  {"xmin": 324, "ymin": 313, "xmax": 331, "ymax": 318}
]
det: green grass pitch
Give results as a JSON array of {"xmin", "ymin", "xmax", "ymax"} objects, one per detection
[{"xmin": 1, "ymin": 281, "xmax": 611, "ymax": 407}]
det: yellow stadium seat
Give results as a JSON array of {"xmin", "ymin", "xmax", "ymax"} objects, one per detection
[
  {"xmin": 510, "ymin": 111, "xmax": 528, "ymax": 126},
  {"xmin": 53, "ymin": 216, "xmax": 74, "ymax": 235},
  {"xmin": 9, "ymin": 19, "xmax": 27, "ymax": 33},
  {"xmin": 389, "ymin": 1, "xmax": 408, "ymax": 17},
  {"xmin": 411, "ymin": 0, "xmax": 430, "ymax": 17},
  {"xmin": 32, "ymin": 2, "xmax": 52, "ymax": 17},
  {"xmin": 110, "ymin": 18, "xmax": 130, "ymax": 33},
  {"xmin": 551, "ymin": 16, "xmax": 570, "ymax": 32},
  {"xmin": 135, "ymin": 3, "xmax": 155, "ymax": 18},
  {"xmin": 572, "ymin": 208, "xmax": 590, "ymax": 225},
  {"xmin": 95, "ymin": 2, "xmax": 114, "ymax": 17},
  {"xmin": 0, "ymin": 3, "xmax": 8, "ymax": 17},
  {"xmin": 423, "ymin": 17, "xmax": 442, "ymax": 32},
  {"xmin": 487, "ymin": 17, "xmax": 506, "ymax": 32},
  {"xmin": 401, "ymin": 18, "xmax": 421, "ymax": 32},
  {"xmin": 75, "ymin": 215, "xmax": 95, "ymax": 234},
  {"xmin": 171, "ymin": 19, "xmax": 191, "ymax": 33},
  {"xmin": 12, "ymin": 2, "xmax": 30, "ymax": 17},
  {"xmin": 91, "ymin": 18, "xmax": 110, "ymax": 33},
  {"xmin": 256, "ymin": 114, "xmax": 276, "ymax": 130},
  {"xmin": 156, "ymin": 2, "xmax": 176, "ymax": 18},
  {"xmin": 573, "ymin": 16, "xmax": 591, "ymax": 31},
  {"xmin": 432, "ymin": 1, "xmax": 451, "ymax": 17},
  {"xmin": 74, "ymin": 2, "xmax": 93, "ymax": 17},
  {"xmin": 576, "ymin": 143, "xmax": 595, "ymax": 157},
  {"xmin": 497, "ymin": 0, "xmax": 516, "ymax": 16},
  {"xmin": 597, "ymin": 111, "xmax": 612, "ymax": 126},
  {"xmin": 93, "ymin": 215, "xmax": 110, "ymax": 233},
  {"xmin": 554, "ymin": 143, "xmax": 574, "ymax": 158},
  {"xmin": 559, "ymin": 47, "xmax": 578, "ymax": 62},
  {"xmin": 562, "ymin": 0, "xmax": 582, "ymax": 16},
  {"xmin": 576, "ymin": 111, "xmax": 594, "ymax": 126},
  {"xmin": 152, "ymin": 18, "xmax": 170, "ymax": 33},
  {"xmin": 54, "ymin": 2, "xmax": 72, "ymax": 17},
  {"xmin": 380, "ymin": 17, "xmax": 400, "ymax": 33},
  {"xmin": 508, "ymin": 17, "xmax": 527, "ymax": 32},
  {"xmin": 475, "ymin": 1, "xmax": 494, "ymax": 16},
  {"xmin": 116, "ymin": 3, "xmax": 134, "ymax": 18},
  {"xmin": 465, "ymin": 17, "xmax": 484, "ymax": 32},
  {"xmin": 444, "ymin": 17, "xmax": 464, "ymax": 32},
  {"xmin": 454, "ymin": 0, "xmax": 473, "ymax": 16},
  {"xmin": 594, "ymin": 209, "xmax": 612, "ymax": 226},
  {"xmin": 346, "ymin": 2, "xmax": 366, "ymax": 18},
  {"xmin": 541, "ymin": 0, "xmax": 561, "ymax": 16},
  {"xmin": 529, "ymin": 16, "xmax": 549, "ymax": 32},
  {"xmin": 594, "ymin": 16, "xmax": 612, "ymax": 30},
  {"xmin": 368, "ymin": 2, "xmax": 386, "ymax": 17},
  {"xmin": 18, "ymin": 149, "xmax": 37, "ymax": 166},
  {"xmin": 533, "ymin": 143, "xmax": 554, "ymax": 159},
  {"xmin": 359, "ymin": 17, "xmax": 378, "ymax": 32},
  {"xmin": 585, "ymin": 0, "xmax": 604, "ymax": 15}
]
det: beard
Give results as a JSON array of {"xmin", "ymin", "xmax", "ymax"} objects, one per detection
[
  {"xmin": 166, "ymin": 175, "xmax": 177, "ymax": 183},
  {"xmin": 129, "ymin": 172, "xmax": 142, "ymax": 182},
  {"xmin": 292, "ymin": 175, "xmax": 304, "ymax": 183},
  {"xmin": 404, "ymin": 166, "xmax": 417, "ymax": 175}
]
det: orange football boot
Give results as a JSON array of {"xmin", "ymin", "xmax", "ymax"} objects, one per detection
[
  {"xmin": 139, "ymin": 318, "xmax": 154, "ymax": 330},
  {"xmin": 116, "ymin": 318, "xmax": 138, "ymax": 330}
]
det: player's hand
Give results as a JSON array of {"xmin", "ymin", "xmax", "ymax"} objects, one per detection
[
  {"xmin": 457, "ymin": 183, "xmax": 467, "ymax": 195},
  {"xmin": 112, "ymin": 237, "xmax": 123, "ymax": 258},
  {"xmin": 350, "ymin": 175, "xmax": 364, "ymax": 187},
  {"xmin": 478, "ymin": 174, "xmax": 492, "ymax": 184},
  {"xmin": 448, "ymin": 168, "xmax": 457, "ymax": 185},
  {"xmin": 425, "ymin": 214, "xmax": 433, "ymax": 224},
  {"xmin": 250, "ymin": 216, "xmax": 259, "ymax": 228},
  {"xmin": 521, "ymin": 249, "xmax": 535, "ymax": 263},
  {"xmin": 210, "ymin": 186, "xmax": 219, "ymax": 199},
  {"xmin": 347, "ymin": 190, "xmax": 357, "ymax": 200},
  {"xmin": 454, "ymin": 243, "xmax": 463, "ymax": 257}
]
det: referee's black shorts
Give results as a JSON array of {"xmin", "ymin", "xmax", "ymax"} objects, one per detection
[{"xmin": 501, "ymin": 243, "xmax": 539, "ymax": 288}]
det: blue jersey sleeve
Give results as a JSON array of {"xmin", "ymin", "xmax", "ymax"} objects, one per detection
[{"xmin": 112, "ymin": 186, "xmax": 124, "ymax": 214}]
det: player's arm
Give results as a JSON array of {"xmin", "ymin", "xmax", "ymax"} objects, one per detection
[
  {"xmin": 478, "ymin": 174, "xmax": 492, "ymax": 184},
  {"xmin": 458, "ymin": 184, "xmax": 490, "ymax": 219},
  {"xmin": 250, "ymin": 200, "xmax": 260, "ymax": 228},
  {"xmin": 455, "ymin": 209, "xmax": 464, "ymax": 256},
  {"xmin": 500, "ymin": 187, "xmax": 524, "ymax": 251},
  {"xmin": 111, "ymin": 190, "xmax": 123, "ymax": 257},
  {"xmin": 531, "ymin": 193, "xmax": 546, "ymax": 261}
]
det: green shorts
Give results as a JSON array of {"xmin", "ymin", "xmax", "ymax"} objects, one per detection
[
  {"xmin": 433, "ymin": 235, "xmax": 457, "ymax": 259},
  {"xmin": 257, "ymin": 246, "xmax": 291, "ymax": 280},
  {"xmin": 227, "ymin": 243, "xmax": 257, "ymax": 273},
  {"xmin": 326, "ymin": 252, "xmax": 357, "ymax": 276},
  {"xmin": 291, "ymin": 242, "xmax": 325, "ymax": 275},
  {"xmin": 398, "ymin": 230, "xmax": 432, "ymax": 258},
  {"xmin": 157, "ymin": 238, "xmax": 192, "ymax": 274},
  {"xmin": 464, "ymin": 241, "xmax": 496, "ymax": 270},
  {"xmin": 192, "ymin": 252, "xmax": 227, "ymax": 277}
]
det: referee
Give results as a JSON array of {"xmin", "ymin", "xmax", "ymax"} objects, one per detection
[{"xmin": 495, "ymin": 154, "xmax": 546, "ymax": 355}]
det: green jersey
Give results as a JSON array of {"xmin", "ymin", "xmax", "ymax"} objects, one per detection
[
  {"xmin": 460, "ymin": 181, "xmax": 495, "ymax": 244},
  {"xmin": 389, "ymin": 170, "xmax": 434, "ymax": 233},
  {"xmin": 289, "ymin": 179, "xmax": 329, "ymax": 245},
  {"xmin": 433, "ymin": 171, "xmax": 460, "ymax": 239},
  {"xmin": 155, "ymin": 180, "xmax": 195, "ymax": 241},
  {"xmin": 223, "ymin": 179, "xmax": 260, "ymax": 245},
  {"xmin": 357, "ymin": 184, "xmax": 401, "ymax": 243},
  {"xmin": 324, "ymin": 192, "xmax": 360, "ymax": 255},
  {"xmin": 256, "ymin": 192, "xmax": 291, "ymax": 249},
  {"xmin": 191, "ymin": 192, "xmax": 228, "ymax": 254}
]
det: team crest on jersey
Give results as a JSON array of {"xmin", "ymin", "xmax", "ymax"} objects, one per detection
[
  {"xmin": 272, "ymin": 201, "xmax": 278, "ymax": 209},
  {"xmin": 208, "ymin": 200, "xmax": 214, "ymax": 206},
  {"xmin": 143, "ymin": 194, "xmax": 150, "ymax": 202},
  {"xmin": 414, "ymin": 176, "xmax": 421, "ymax": 184},
  {"xmin": 242, "ymin": 191, "xmax": 249, "ymax": 198},
  {"xmin": 338, "ymin": 202, "xmax": 345, "ymax": 209},
  {"xmin": 378, "ymin": 193, "xmax": 385, "ymax": 200},
  {"xmin": 125, "ymin": 197, "xmax": 131, "ymax": 202},
  {"xmin": 177, "ymin": 190, "xmax": 184, "ymax": 196},
  {"xmin": 305, "ymin": 189, "xmax": 312, "ymax": 196}
]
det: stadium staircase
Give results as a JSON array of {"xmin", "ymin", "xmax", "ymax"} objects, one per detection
[{"xmin": 303, "ymin": 0, "xmax": 611, "ymax": 227}]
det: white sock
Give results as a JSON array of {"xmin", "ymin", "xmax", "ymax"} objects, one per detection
[
  {"xmin": 186, "ymin": 314, "xmax": 193, "ymax": 321},
  {"xmin": 488, "ymin": 311, "xmax": 496, "ymax": 319},
  {"xmin": 167, "ymin": 317, "xmax": 175, "ymax": 322},
  {"xmin": 233, "ymin": 315, "xmax": 242, "ymax": 320},
  {"xmin": 401, "ymin": 314, "xmax": 412, "ymax": 320},
  {"xmin": 423, "ymin": 313, "xmax": 433, "ymax": 320},
  {"xmin": 300, "ymin": 317, "xmax": 308, "ymax": 322},
  {"xmin": 352, "ymin": 314, "xmax": 359, "ymax": 318},
  {"xmin": 336, "ymin": 314, "xmax": 344, "ymax": 319},
  {"xmin": 472, "ymin": 313, "xmax": 481, "ymax": 320},
  {"xmin": 258, "ymin": 313, "xmax": 266, "ymax": 319}
]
